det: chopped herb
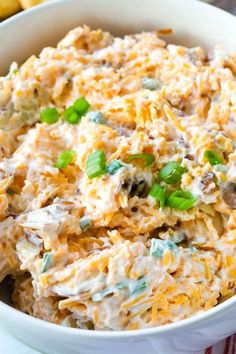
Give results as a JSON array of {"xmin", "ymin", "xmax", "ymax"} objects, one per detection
[
  {"xmin": 64, "ymin": 106, "xmax": 81, "ymax": 124},
  {"xmin": 86, "ymin": 150, "xmax": 107, "ymax": 179},
  {"xmin": 166, "ymin": 190, "xmax": 196, "ymax": 210},
  {"xmin": 41, "ymin": 253, "xmax": 53, "ymax": 273},
  {"xmin": 68, "ymin": 112, "xmax": 81, "ymax": 124},
  {"xmin": 92, "ymin": 287, "xmax": 114, "ymax": 302},
  {"xmin": 80, "ymin": 217, "xmax": 92, "ymax": 231},
  {"xmin": 64, "ymin": 97, "xmax": 90, "ymax": 124},
  {"xmin": 64, "ymin": 106, "xmax": 75, "ymax": 120},
  {"xmin": 204, "ymin": 150, "xmax": 223, "ymax": 166},
  {"xmin": 40, "ymin": 107, "xmax": 59, "ymax": 124},
  {"xmin": 159, "ymin": 161, "xmax": 187, "ymax": 184},
  {"xmin": 150, "ymin": 239, "xmax": 177, "ymax": 258},
  {"xmin": 73, "ymin": 97, "xmax": 90, "ymax": 116},
  {"xmin": 127, "ymin": 153, "xmax": 155, "ymax": 167},
  {"xmin": 142, "ymin": 76, "xmax": 162, "ymax": 91},
  {"xmin": 116, "ymin": 282, "xmax": 126, "ymax": 290},
  {"xmin": 88, "ymin": 111, "xmax": 106, "ymax": 124},
  {"xmin": 107, "ymin": 160, "xmax": 123, "ymax": 175},
  {"xmin": 129, "ymin": 277, "xmax": 148, "ymax": 296},
  {"xmin": 214, "ymin": 164, "xmax": 228, "ymax": 173},
  {"xmin": 55, "ymin": 150, "xmax": 76, "ymax": 169},
  {"xmin": 149, "ymin": 184, "xmax": 166, "ymax": 208}
]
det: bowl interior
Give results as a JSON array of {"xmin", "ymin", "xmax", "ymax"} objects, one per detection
[{"xmin": 0, "ymin": 0, "xmax": 236, "ymax": 75}]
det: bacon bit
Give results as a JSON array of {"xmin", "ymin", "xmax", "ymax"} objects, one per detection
[
  {"xmin": 201, "ymin": 173, "xmax": 215, "ymax": 192},
  {"xmin": 222, "ymin": 183, "xmax": 236, "ymax": 209},
  {"xmin": 185, "ymin": 154, "xmax": 194, "ymax": 161},
  {"xmin": 157, "ymin": 28, "xmax": 173, "ymax": 36},
  {"xmin": 191, "ymin": 242, "xmax": 215, "ymax": 251}
]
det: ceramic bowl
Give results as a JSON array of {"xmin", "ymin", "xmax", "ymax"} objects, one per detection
[{"xmin": 0, "ymin": 1, "xmax": 236, "ymax": 353}]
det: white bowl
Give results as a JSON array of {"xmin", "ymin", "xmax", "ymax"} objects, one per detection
[{"xmin": 0, "ymin": 1, "xmax": 236, "ymax": 353}]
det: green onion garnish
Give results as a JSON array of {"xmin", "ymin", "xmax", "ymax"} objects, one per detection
[
  {"xmin": 92, "ymin": 287, "xmax": 114, "ymax": 302},
  {"xmin": 73, "ymin": 97, "xmax": 90, "ymax": 116},
  {"xmin": 149, "ymin": 184, "xmax": 166, "ymax": 208},
  {"xmin": 86, "ymin": 150, "xmax": 107, "ymax": 179},
  {"xmin": 92, "ymin": 282, "xmax": 127, "ymax": 302},
  {"xmin": 64, "ymin": 106, "xmax": 81, "ymax": 124},
  {"xmin": 214, "ymin": 164, "xmax": 228, "ymax": 173},
  {"xmin": 64, "ymin": 106, "xmax": 74, "ymax": 120},
  {"xmin": 127, "ymin": 153, "xmax": 155, "ymax": 167},
  {"xmin": 107, "ymin": 160, "xmax": 123, "ymax": 175},
  {"xmin": 150, "ymin": 239, "xmax": 177, "ymax": 258},
  {"xmin": 64, "ymin": 97, "xmax": 90, "ymax": 124},
  {"xmin": 204, "ymin": 150, "xmax": 223, "ymax": 166},
  {"xmin": 80, "ymin": 217, "xmax": 92, "ymax": 231},
  {"xmin": 159, "ymin": 161, "xmax": 187, "ymax": 184},
  {"xmin": 41, "ymin": 253, "xmax": 53, "ymax": 273},
  {"xmin": 55, "ymin": 150, "xmax": 76, "ymax": 169},
  {"xmin": 129, "ymin": 277, "xmax": 148, "ymax": 296},
  {"xmin": 116, "ymin": 282, "xmax": 126, "ymax": 290},
  {"xmin": 142, "ymin": 76, "xmax": 162, "ymax": 91},
  {"xmin": 166, "ymin": 190, "xmax": 196, "ymax": 210},
  {"xmin": 88, "ymin": 111, "xmax": 106, "ymax": 124},
  {"xmin": 40, "ymin": 107, "xmax": 59, "ymax": 124}
]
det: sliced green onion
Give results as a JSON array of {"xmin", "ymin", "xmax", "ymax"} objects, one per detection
[
  {"xmin": 55, "ymin": 150, "xmax": 76, "ymax": 169},
  {"xmin": 64, "ymin": 106, "xmax": 74, "ymax": 119},
  {"xmin": 204, "ymin": 150, "xmax": 223, "ymax": 166},
  {"xmin": 159, "ymin": 161, "xmax": 187, "ymax": 184},
  {"xmin": 149, "ymin": 184, "xmax": 166, "ymax": 208},
  {"xmin": 142, "ymin": 76, "xmax": 162, "ymax": 91},
  {"xmin": 166, "ymin": 190, "xmax": 196, "ymax": 210},
  {"xmin": 88, "ymin": 111, "xmax": 106, "ymax": 124},
  {"xmin": 116, "ymin": 282, "xmax": 126, "ymax": 290},
  {"xmin": 107, "ymin": 160, "xmax": 123, "ymax": 175},
  {"xmin": 92, "ymin": 282, "xmax": 128, "ymax": 302},
  {"xmin": 129, "ymin": 277, "xmax": 148, "ymax": 296},
  {"xmin": 64, "ymin": 106, "xmax": 81, "ymax": 124},
  {"xmin": 150, "ymin": 239, "xmax": 177, "ymax": 258},
  {"xmin": 92, "ymin": 287, "xmax": 114, "ymax": 302},
  {"xmin": 63, "ymin": 97, "xmax": 90, "ymax": 124},
  {"xmin": 40, "ymin": 107, "xmax": 59, "ymax": 124},
  {"xmin": 214, "ymin": 164, "xmax": 228, "ymax": 173},
  {"xmin": 86, "ymin": 150, "xmax": 106, "ymax": 179},
  {"xmin": 73, "ymin": 97, "xmax": 90, "ymax": 116},
  {"xmin": 80, "ymin": 217, "xmax": 92, "ymax": 231},
  {"xmin": 127, "ymin": 153, "xmax": 155, "ymax": 167},
  {"xmin": 41, "ymin": 253, "xmax": 53, "ymax": 273}
]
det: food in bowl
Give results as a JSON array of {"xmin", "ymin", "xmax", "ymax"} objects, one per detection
[
  {"xmin": 0, "ymin": 25, "xmax": 236, "ymax": 331},
  {"xmin": 0, "ymin": 0, "xmax": 45, "ymax": 18}
]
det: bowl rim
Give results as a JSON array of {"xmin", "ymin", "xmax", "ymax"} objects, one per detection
[
  {"xmin": 0, "ymin": 0, "xmax": 236, "ymax": 338},
  {"xmin": 1, "ymin": 293, "xmax": 236, "ymax": 337}
]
